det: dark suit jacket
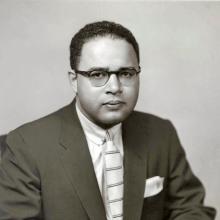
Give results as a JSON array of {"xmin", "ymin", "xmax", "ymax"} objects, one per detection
[
  {"xmin": 0, "ymin": 102, "xmax": 216, "ymax": 220},
  {"xmin": 0, "ymin": 135, "xmax": 7, "ymax": 162}
]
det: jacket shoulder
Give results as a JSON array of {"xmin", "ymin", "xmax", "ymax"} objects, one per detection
[
  {"xmin": 10, "ymin": 109, "xmax": 62, "ymax": 135},
  {"xmin": 11, "ymin": 101, "xmax": 76, "ymax": 133},
  {"xmin": 128, "ymin": 110, "xmax": 177, "ymax": 143},
  {"xmin": 6, "ymin": 104, "xmax": 73, "ymax": 146},
  {"xmin": 5, "ymin": 104, "xmax": 74, "ymax": 163},
  {"xmin": 131, "ymin": 110, "xmax": 172, "ymax": 129}
]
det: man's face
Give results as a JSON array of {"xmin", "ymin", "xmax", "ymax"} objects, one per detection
[{"xmin": 71, "ymin": 36, "xmax": 140, "ymax": 128}]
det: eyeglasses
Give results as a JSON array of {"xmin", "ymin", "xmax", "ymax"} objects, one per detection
[{"xmin": 74, "ymin": 67, "xmax": 141, "ymax": 87}]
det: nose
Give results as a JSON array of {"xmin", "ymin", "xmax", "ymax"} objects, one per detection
[{"xmin": 105, "ymin": 74, "xmax": 122, "ymax": 94}]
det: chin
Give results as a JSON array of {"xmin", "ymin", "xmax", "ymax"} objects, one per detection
[{"xmin": 98, "ymin": 112, "xmax": 131, "ymax": 128}]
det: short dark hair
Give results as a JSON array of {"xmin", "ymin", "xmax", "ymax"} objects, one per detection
[{"xmin": 69, "ymin": 20, "xmax": 140, "ymax": 70}]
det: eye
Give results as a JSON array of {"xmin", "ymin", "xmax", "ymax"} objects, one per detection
[
  {"xmin": 120, "ymin": 70, "xmax": 135, "ymax": 78},
  {"xmin": 90, "ymin": 71, "xmax": 107, "ymax": 79}
]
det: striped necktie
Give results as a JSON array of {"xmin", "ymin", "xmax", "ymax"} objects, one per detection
[{"xmin": 104, "ymin": 131, "xmax": 123, "ymax": 220}]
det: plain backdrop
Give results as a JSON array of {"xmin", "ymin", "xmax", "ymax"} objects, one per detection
[{"xmin": 0, "ymin": 1, "xmax": 219, "ymax": 218}]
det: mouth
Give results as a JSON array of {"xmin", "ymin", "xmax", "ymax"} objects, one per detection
[
  {"xmin": 104, "ymin": 100, "xmax": 124, "ymax": 105},
  {"xmin": 103, "ymin": 100, "xmax": 125, "ymax": 109}
]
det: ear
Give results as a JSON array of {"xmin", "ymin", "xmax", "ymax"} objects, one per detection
[{"xmin": 68, "ymin": 70, "xmax": 78, "ymax": 93}]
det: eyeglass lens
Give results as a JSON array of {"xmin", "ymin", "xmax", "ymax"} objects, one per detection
[{"xmin": 89, "ymin": 69, "xmax": 139, "ymax": 87}]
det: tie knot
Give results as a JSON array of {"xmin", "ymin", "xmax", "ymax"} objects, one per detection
[
  {"xmin": 106, "ymin": 130, "xmax": 112, "ymax": 142},
  {"xmin": 105, "ymin": 131, "xmax": 119, "ymax": 153}
]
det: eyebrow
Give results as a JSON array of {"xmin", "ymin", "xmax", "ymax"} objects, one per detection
[
  {"xmin": 87, "ymin": 67, "xmax": 109, "ymax": 71},
  {"xmin": 87, "ymin": 66, "xmax": 137, "ymax": 71}
]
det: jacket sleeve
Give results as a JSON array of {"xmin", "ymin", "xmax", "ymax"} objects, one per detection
[
  {"xmin": 0, "ymin": 131, "xmax": 42, "ymax": 220},
  {"xmin": 164, "ymin": 121, "xmax": 216, "ymax": 220}
]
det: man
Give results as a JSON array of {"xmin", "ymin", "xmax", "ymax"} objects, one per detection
[{"xmin": 0, "ymin": 21, "xmax": 216, "ymax": 220}]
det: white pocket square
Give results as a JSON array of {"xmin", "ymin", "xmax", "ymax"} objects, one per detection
[{"xmin": 144, "ymin": 176, "xmax": 164, "ymax": 198}]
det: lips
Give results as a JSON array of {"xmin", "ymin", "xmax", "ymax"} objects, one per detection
[
  {"xmin": 103, "ymin": 100, "xmax": 125, "ymax": 110},
  {"xmin": 103, "ymin": 100, "xmax": 125, "ymax": 105}
]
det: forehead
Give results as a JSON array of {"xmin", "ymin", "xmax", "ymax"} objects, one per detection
[{"xmin": 78, "ymin": 36, "xmax": 138, "ymax": 70}]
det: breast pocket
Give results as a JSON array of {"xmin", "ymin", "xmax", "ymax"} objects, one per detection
[
  {"xmin": 141, "ymin": 191, "xmax": 164, "ymax": 220},
  {"xmin": 144, "ymin": 190, "xmax": 164, "ymax": 209}
]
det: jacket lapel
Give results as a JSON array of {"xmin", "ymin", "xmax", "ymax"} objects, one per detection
[
  {"xmin": 59, "ymin": 103, "xmax": 107, "ymax": 220},
  {"xmin": 122, "ymin": 113, "xmax": 149, "ymax": 220}
]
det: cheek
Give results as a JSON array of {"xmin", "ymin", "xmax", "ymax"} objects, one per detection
[
  {"xmin": 77, "ymin": 86, "xmax": 101, "ymax": 113},
  {"xmin": 124, "ymin": 85, "xmax": 139, "ymax": 104},
  {"xmin": 78, "ymin": 92, "xmax": 97, "ymax": 109},
  {"xmin": 77, "ymin": 81, "xmax": 95, "ymax": 103}
]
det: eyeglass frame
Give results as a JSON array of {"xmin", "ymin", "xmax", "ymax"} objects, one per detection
[{"xmin": 72, "ymin": 66, "xmax": 141, "ymax": 87}]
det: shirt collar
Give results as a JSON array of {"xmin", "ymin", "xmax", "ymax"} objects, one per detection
[{"xmin": 75, "ymin": 102, "xmax": 121, "ymax": 145}]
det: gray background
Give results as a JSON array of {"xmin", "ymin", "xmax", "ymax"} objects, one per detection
[{"xmin": 0, "ymin": 1, "xmax": 219, "ymax": 218}]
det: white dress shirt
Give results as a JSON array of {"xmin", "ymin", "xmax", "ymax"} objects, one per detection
[{"xmin": 75, "ymin": 103, "xmax": 124, "ymax": 219}]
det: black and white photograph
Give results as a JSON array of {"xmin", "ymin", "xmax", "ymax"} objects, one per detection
[{"xmin": 0, "ymin": 1, "xmax": 219, "ymax": 219}]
